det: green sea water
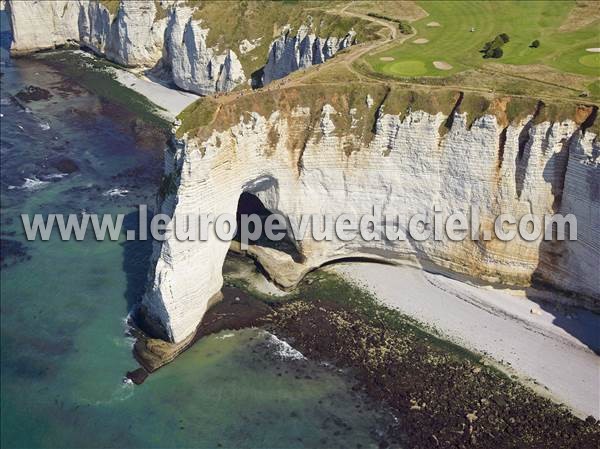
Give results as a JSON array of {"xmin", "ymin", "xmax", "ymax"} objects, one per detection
[{"xmin": 0, "ymin": 49, "xmax": 395, "ymax": 449}]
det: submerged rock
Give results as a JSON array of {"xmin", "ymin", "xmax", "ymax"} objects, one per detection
[
  {"xmin": 15, "ymin": 85, "xmax": 53, "ymax": 102},
  {"xmin": 125, "ymin": 367, "xmax": 148, "ymax": 385},
  {"xmin": 0, "ymin": 238, "xmax": 30, "ymax": 268},
  {"xmin": 49, "ymin": 156, "xmax": 79, "ymax": 174}
]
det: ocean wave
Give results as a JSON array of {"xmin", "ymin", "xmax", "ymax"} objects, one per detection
[
  {"xmin": 263, "ymin": 331, "xmax": 306, "ymax": 360},
  {"xmin": 8, "ymin": 176, "xmax": 50, "ymax": 191},
  {"xmin": 42, "ymin": 173, "xmax": 69, "ymax": 181},
  {"xmin": 216, "ymin": 333, "xmax": 235, "ymax": 340},
  {"xmin": 103, "ymin": 188, "xmax": 129, "ymax": 198},
  {"xmin": 92, "ymin": 381, "xmax": 135, "ymax": 406},
  {"xmin": 39, "ymin": 121, "xmax": 51, "ymax": 131}
]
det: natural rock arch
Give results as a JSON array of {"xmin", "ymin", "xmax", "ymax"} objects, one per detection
[{"xmin": 141, "ymin": 108, "xmax": 600, "ymax": 344}]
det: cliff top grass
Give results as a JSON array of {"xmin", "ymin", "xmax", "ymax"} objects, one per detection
[
  {"xmin": 98, "ymin": 0, "xmax": 120, "ymax": 16},
  {"xmin": 361, "ymin": 1, "xmax": 599, "ymax": 94},
  {"xmin": 177, "ymin": 79, "xmax": 599, "ymax": 141}
]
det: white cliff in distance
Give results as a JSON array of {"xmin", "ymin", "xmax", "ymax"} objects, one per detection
[
  {"xmin": 7, "ymin": 0, "xmax": 359, "ymax": 94},
  {"xmin": 7, "ymin": 0, "xmax": 246, "ymax": 95},
  {"xmin": 262, "ymin": 24, "xmax": 356, "ymax": 85}
]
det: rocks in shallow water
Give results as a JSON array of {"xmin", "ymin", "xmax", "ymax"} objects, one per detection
[
  {"xmin": 268, "ymin": 299, "xmax": 600, "ymax": 448},
  {"xmin": 48, "ymin": 156, "xmax": 79, "ymax": 174},
  {"xmin": 0, "ymin": 239, "xmax": 30, "ymax": 268},
  {"xmin": 133, "ymin": 288, "xmax": 273, "ymax": 372},
  {"xmin": 125, "ymin": 368, "xmax": 149, "ymax": 385},
  {"xmin": 15, "ymin": 85, "xmax": 53, "ymax": 102}
]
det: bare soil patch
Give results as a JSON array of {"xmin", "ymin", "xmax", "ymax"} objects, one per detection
[
  {"xmin": 426, "ymin": 21, "xmax": 441, "ymax": 27},
  {"xmin": 380, "ymin": 56, "xmax": 395, "ymax": 61},
  {"xmin": 433, "ymin": 61, "xmax": 453, "ymax": 70},
  {"xmin": 559, "ymin": 1, "xmax": 600, "ymax": 32},
  {"xmin": 586, "ymin": 48, "xmax": 600, "ymax": 53},
  {"xmin": 348, "ymin": 1, "xmax": 428, "ymax": 22},
  {"xmin": 413, "ymin": 38, "xmax": 429, "ymax": 44}
]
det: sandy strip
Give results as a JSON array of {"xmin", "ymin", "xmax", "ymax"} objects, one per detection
[
  {"xmin": 331, "ymin": 262, "xmax": 600, "ymax": 419},
  {"xmin": 413, "ymin": 38, "xmax": 429, "ymax": 44},
  {"xmin": 586, "ymin": 47, "xmax": 600, "ymax": 53},
  {"xmin": 433, "ymin": 61, "xmax": 453, "ymax": 70},
  {"xmin": 380, "ymin": 56, "xmax": 395, "ymax": 61},
  {"xmin": 427, "ymin": 21, "xmax": 441, "ymax": 27},
  {"xmin": 113, "ymin": 69, "xmax": 200, "ymax": 119}
]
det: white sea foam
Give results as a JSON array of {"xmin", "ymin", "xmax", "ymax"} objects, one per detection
[
  {"xmin": 42, "ymin": 173, "xmax": 69, "ymax": 181},
  {"xmin": 263, "ymin": 331, "xmax": 306, "ymax": 360},
  {"xmin": 89, "ymin": 380, "xmax": 135, "ymax": 406},
  {"xmin": 39, "ymin": 121, "xmax": 51, "ymax": 131},
  {"xmin": 216, "ymin": 333, "xmax": 235, "ymax": 340},
  {"xmin": 8, "ymin": 176, "xmax": 50, "ymax": 191},
  {"xmin": 103, "ymin": 188, "xmax": 129, "ymax": 198}
]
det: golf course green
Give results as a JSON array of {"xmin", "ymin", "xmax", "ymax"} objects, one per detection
[{"xmin": 365, "ymin": 1, "xmax": 600, "ymax": 78}]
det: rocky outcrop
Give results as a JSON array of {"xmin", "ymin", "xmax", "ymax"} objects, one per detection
[
  {"xmin": 142, "ymin": 91, "xmax": 600, "ymax": 343},
  {"xmin": 7, "ymin": 0, "xmax": 246, "ymax": 94},
  {"xmin": 161, "ymin": 7, "xmax": 245, "ymax": 96},
  {"xmin": 8, "ymin": 0, "xmax": 82, "ymax": 54},
  {"xmin": 262, "ymin": 24, "xmax": 356, "ymax": 85}
]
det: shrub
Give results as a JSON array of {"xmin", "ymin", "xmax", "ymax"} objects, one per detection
[
  {"xmin": 491, "ymin": 47, "xmax": 503, "ymax": 58},
  {"xmin": 530, "ymin": 39, "xmax": 540, "ymax": 48},
  {"xmin": 366, "ymin": 12, "xmax": 413, "ymax": 35},
  {"xmin": 398, "ymin": 20, "xmax": 412, "ymax": 35},
  {"xmin": 481, "ymin": 33, "xmax": 509, "ymax": 59},
  {"xmin": 499, "ymin": 33, "xmax": 510, "ymax": 43}
]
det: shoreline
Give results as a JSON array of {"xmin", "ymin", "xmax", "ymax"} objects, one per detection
[
  {"xmin": 332, "ymin": 262, "xmax": 600, "ymax": 419},
  {"xmin": 65, "ymin": 49, "xmax": 201, "ymax": 120},
  {"xmin": 112, "ymin": 68, "xmax": 200, "ymax": 120},
  {"xmin": 73, "ymin": 47, "xmax": 600, "ymax": 421}
]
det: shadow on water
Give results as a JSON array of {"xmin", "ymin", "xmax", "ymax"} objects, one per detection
[
  {"xmin": 121, "ymin": 209, "xmax": 155, "ymax": 312},
  {"xmin": 0, "ymin": 8, "xmax": 11, "ymax": 53}
]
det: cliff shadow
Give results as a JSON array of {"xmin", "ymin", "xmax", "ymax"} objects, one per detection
[
  {"xmin": 525, "ymin": 129, "xmax": 600, "ymax": 355},
  {"xmin": 0, "ymin": 6, "xmax": 12, "ymax": 59},
  {"xmin": 121, "ymin": 209, "xmax": 155, "ymax": 312},
  {"xmin": 233, "ymin": 191, "xmax": 303, "ymax": 262}
]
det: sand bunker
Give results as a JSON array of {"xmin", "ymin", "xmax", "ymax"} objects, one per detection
[
  {"xmin": 586, "ymin": 48, "xmax": 600, "ymax": 53},
  {"xmin": 380, "ymin": 57, "xmax": 395, "ymax": 61},
  {"xmin": 427, "ymin": 21, "xmax": 441, "ymax": 27},
  {"xmin": 433, "ymin": 61, "xmax": 453, "ymax": 70},
  {"xmin": 413, "ymin": 38, "xmax": 429, "ymax": 44}
]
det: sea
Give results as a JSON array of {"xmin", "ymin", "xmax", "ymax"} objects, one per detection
[{"xmin": 0, "ymin": 14, "xmax": 394, "ymax": 449}]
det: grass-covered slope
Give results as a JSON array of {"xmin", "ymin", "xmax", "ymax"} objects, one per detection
[{"xmin": 177, "ymin": 80, "xmax": 598, "ymax": 142}]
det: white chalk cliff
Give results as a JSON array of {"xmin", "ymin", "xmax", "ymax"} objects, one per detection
[
  {"xmin": 142, "ymin": 94, "xmax": 600, "ymax": 343},
  {"xmin": 7, "ymin": 1, "xmax": 358, "ymax": 93},
  {"xmin": 262, "ymin": 24, "xmax": 356, "ymax": 85},
  {"xmin": 7, "ymin": 0, "xmax": 245, "ymax": 94}
]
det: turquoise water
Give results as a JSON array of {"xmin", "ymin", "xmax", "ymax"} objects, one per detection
[{"xmin": 0, "ymin": 53, "xmax": 394, "ymax": 448}]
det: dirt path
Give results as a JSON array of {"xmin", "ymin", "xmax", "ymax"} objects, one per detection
[{"xmin": 208, "ymin": 1, "xmax": 583, "ymax": 110}]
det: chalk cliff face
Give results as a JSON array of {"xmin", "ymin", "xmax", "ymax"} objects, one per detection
[
  {"xmin": 7, "ymin": 0, "xmax": 245, "ymax": 94},
  {"xmin": 7, "ymin": 0, "xmax": 358, "ymax": 94},
  {"xmin": 262, "ymin": 24, "xmax": 356, "ymax": 85},
  {"xmin": 160, "ymin": 7, "xmax": 245, "ymax": 96},
  {"xmin": 142, "ymin": 92, "xmax": 600, "ymax": 343}
]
